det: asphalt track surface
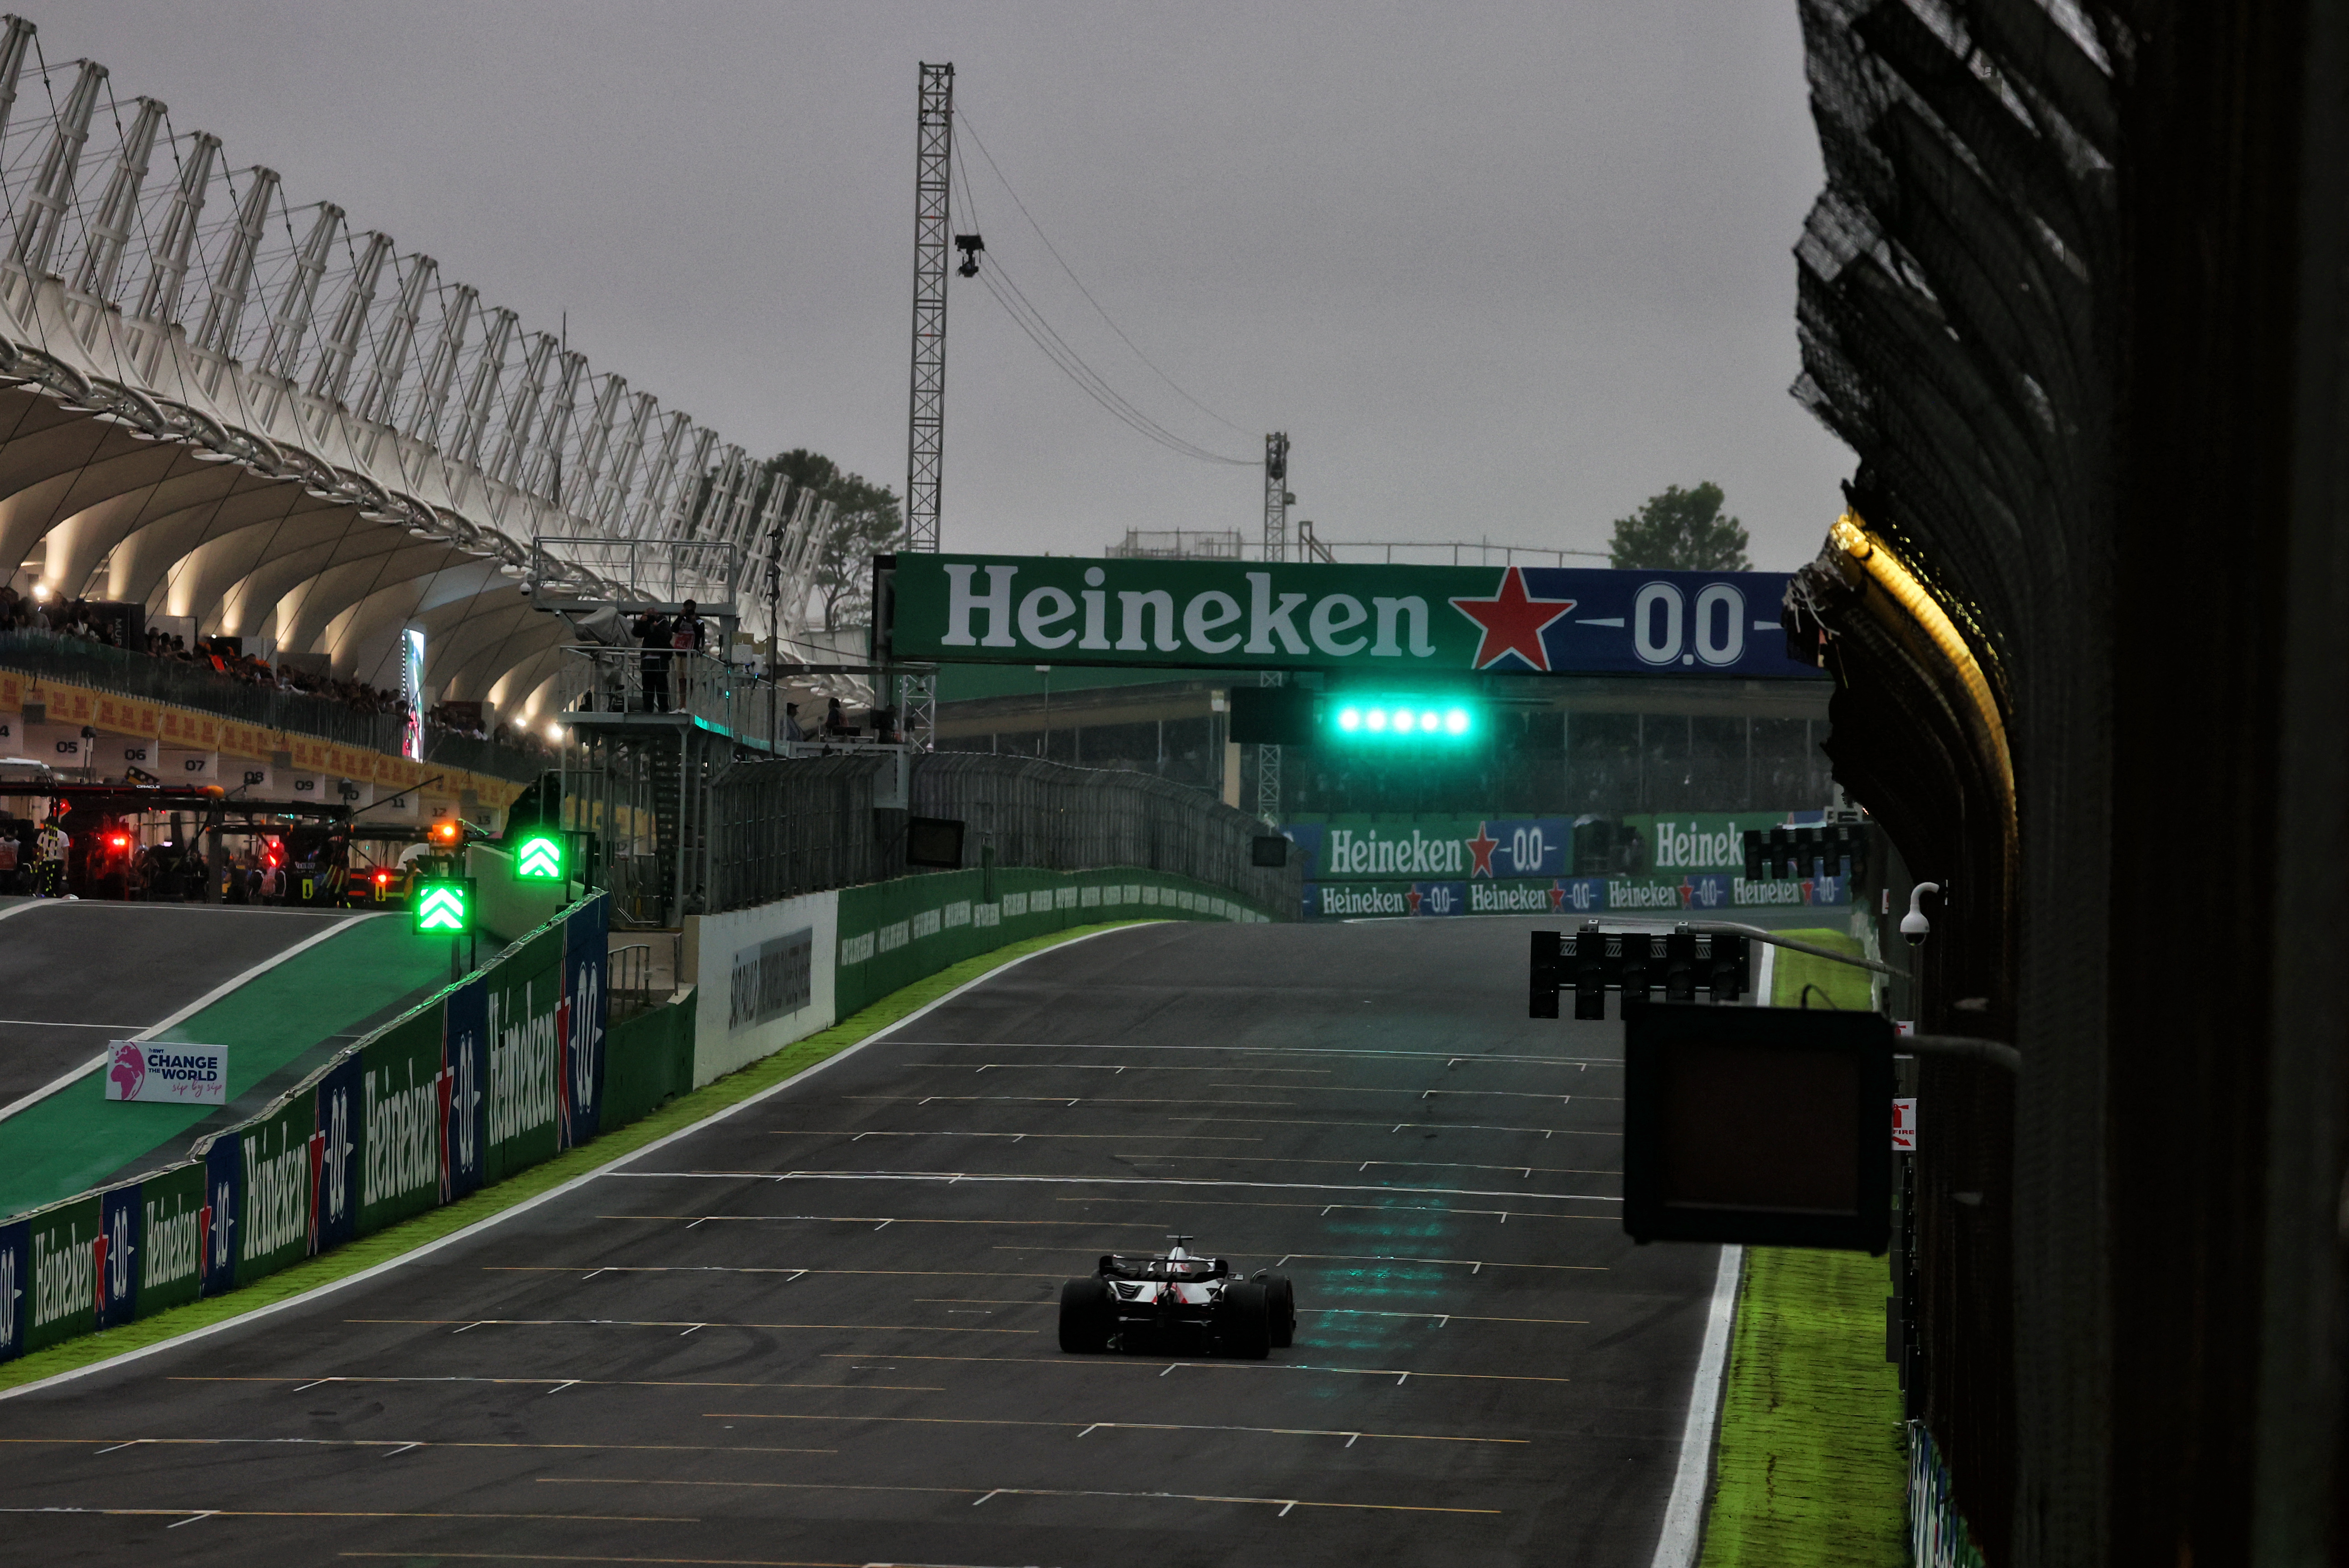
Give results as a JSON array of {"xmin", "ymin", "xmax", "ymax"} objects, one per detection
[
  {"xmin": 0, "ymin": 902, "xmax": 354, "ymax": 1109},
  {"xmin": 0, "ymin": 916, "xmax": 1724, "ymax": 1567}
]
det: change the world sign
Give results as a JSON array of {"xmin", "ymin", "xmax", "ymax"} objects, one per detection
[
  {"xmin": 881, "ymin": 552, "xmax": 1826, "ymax": 679},
  {"xmin": 104, "ymin": 1040, "xmax": 228, "ymax": 1106}
]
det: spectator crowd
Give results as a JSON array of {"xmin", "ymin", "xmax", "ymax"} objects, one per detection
[{"xmin": 2, "ymin": 584, "xmax": 412, "ymax": 722}]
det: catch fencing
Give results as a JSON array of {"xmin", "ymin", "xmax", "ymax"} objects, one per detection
[
  {"xmin": 694, "ymin": 750, "xmax": 1302, "ymax": 918},
  {"xmin": 912, "ymin": 751, "xmax": 1301, "ymax": 916}
]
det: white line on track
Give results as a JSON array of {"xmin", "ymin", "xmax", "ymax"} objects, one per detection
[
  {"xmin": 890, "ymin": 1039, "xmax": 1621, "ymax": 1066},
  {"xmin": 0, "ymin": 911, "xmax": 375, "ymax": 1124},
  {"xmin": 1650, "ymin": 1244, "xmax": 1744, "ymax": 1568},
  {"xmin": 0, "ymin": 924, "xmax": 1138, "ymax": 1403},
  {"xmin": 606, "ymin": 1169, "xmax": 1624, "ymax": 1203}
]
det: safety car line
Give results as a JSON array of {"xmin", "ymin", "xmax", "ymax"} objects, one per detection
[
  {"xmin": 531, "ymin": 1476, "xmax": 1503, "ymax": 1517},
  {"xmin": 806, "ymin": 1107, "xmax": 1621, "ymax": 1139},
  {"xmin": 1047, "ymin": 1194, "xmax": 1616, "ymax": 1222},
  {"xmin": 759, "ymin": 1132, "xmax": 1618, "ymax": 1179},
  {"xmin": 767, "ymin": 1127, "xmax": 1269, "ymax": 1142},
  {"xmin": 0, "ymin": 1506, "xmax": 696, "ymax": 1524}
]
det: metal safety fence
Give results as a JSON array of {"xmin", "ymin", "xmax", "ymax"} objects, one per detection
[
  {"xmin": 912, "ymin": 751, "xmax": 1302, "ymax": 916},
  {"xmin": 705, "ymin": 753, "xmax": 896, "ymax": 912}
]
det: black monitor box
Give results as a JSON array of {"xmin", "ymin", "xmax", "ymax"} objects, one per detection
[{"xmin": 1623, "ymin": 1003, "xmax": 1893, "ymax": 1251}]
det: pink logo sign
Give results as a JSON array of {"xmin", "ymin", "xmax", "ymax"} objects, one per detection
[{"xmin": 107, "ymin": 1042, "xmax": 146, "ymax": 1101}]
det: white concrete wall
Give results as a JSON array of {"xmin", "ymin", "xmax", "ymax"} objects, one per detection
[{"xmin": 683, "ymin": 890, "xmax": 840, "ymax": 1086}]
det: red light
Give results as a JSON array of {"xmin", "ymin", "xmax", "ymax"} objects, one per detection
[
  {"xmin": 376, "ymin": 871, "xmax": 391, "ymax": 885},
  {"xmin": 108, "ymin": 835, "xmax": 128, "ymax": 850}
]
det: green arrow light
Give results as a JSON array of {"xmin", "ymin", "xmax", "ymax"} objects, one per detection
[
  {"xmin": 514, "ymin": 834, "xmax": 564, "ymax": 881},
  {"xmin": 413, "ymin": 879, "xmax": 472, "ymax": 934}
]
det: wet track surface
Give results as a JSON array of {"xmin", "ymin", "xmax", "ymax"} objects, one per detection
[
  {"xmin": 0, "ymin": 902, "xmax": 352, "ymax": 1109},
  {"xmin": 0, "ymin": 916, "xmax": 1723, "ymax": 1567}
]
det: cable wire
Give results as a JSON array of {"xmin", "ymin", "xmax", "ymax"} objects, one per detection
[{"xmin": 956, "ymin": 105, "xmax": 1255, "ymax": 441}]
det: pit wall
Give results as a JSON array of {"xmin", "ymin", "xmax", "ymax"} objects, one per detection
[
  {"xmin": 682, "ymin": 864, "xmax": 1275, "ymax": 1089},
  {"xmin": 0, "ymin": 894, "xmax": 625, "ymax": 1364}
]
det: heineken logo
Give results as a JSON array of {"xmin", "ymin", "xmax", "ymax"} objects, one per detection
[{"xmin": 885, "ymin": 553, "xmax": 1823, "ymax": 680}]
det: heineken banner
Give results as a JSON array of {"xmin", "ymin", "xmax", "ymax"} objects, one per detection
[
  {"xmin": 1303, "ymin": 872, "xmax": 1849, "ymax": 922},
  {"xmin": 884, "ymin": 552, "xmax": 1826, "ymax": 678}
]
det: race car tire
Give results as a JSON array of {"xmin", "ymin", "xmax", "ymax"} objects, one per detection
[
  {"xmin": 1059, "ymin": 1277, "xmax": 1114, "ymax": 1352},
  {"xmin": 1263, "ymin": 1274, "xmax": 1297, "ymax": 1349},
  {"xmin": 1217, "ymin": 1281, "xmax": 1272, "ymax": 1360}
]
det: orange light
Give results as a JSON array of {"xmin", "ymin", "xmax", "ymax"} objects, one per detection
[{"xmin": 431, "ymin": 819, "xmax": 461, "ymax": 846}]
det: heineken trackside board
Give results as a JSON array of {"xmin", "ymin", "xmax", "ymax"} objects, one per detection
[{"xmin": 882, "ymin": 553, "xmax": 1827, "ymax": 679}]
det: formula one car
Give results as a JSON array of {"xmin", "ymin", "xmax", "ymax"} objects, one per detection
[{"xmin": 1057, "ymin": 1236, "xmax": 1297, "ymax": 1358}]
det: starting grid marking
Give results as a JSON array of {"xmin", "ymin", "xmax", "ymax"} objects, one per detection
[
  {"xmin": 601, "ymin": 1169, "xmax": 1625, "ymax": 1205},
  {"xmin": 0, "ymin": 1436, "xmax": 832, "ymax": 1456},
  {"xmin": 534, "ymin": 1476, "xmax": 1502, "ymax": 1517},
  {"xmin": 995, "ymin": 1244, "xmax": 1606, "ymax": 1274},
  {"xmin": 812, "ymin": 1351, "xmax": 1569, "ymax": 1387},
  {"xmin": 348, "ymin": 1319, "xmax": 1037, "ymax": 1336},
  {"xmin": 700, "ymin": 1412, "xmax": 1525, "ymax": 1445},
  {"xmin": 884, "ymin": 1039, "xmax": 1622, "ymax": 1067},
  {"xmin": 171, "ymin": 1375, "xmax": 950, "ymax": 1391}
]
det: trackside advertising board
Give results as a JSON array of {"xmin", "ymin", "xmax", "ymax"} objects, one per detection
[
  {"xmin": 885, "ymin": 553, "xmax": 1828, "ymax": 679},
  {"xmin": 1284, "ymin": 811, "xmax": 1850, "ymax": 919}
]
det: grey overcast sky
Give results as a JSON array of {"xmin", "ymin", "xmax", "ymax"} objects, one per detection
[{"xmin": 50, "ymin": 1, "xmax": 1852, "ymax": 570}]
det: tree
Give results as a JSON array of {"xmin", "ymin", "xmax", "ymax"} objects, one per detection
[
  {"xmin": 759, "ymin": 449, "xmax": 905, "ymax": 632},
  {"xmin": 1607, "ymin": 482, "xmax": 1751, "ymax": 571}
]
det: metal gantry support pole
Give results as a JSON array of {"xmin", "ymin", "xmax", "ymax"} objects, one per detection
[
  {"xmin": 1256, "ymin": 669, "xmax": 1284, "ymax": 826},
  {"xmin": 897, "ymin": 62, "xmax": 954, "ymax": 753},
  {"xmin": 1262, "ymin": 431, "xmax": 1290, "ymax": 563},
  {"xmin": 907, "ymin": 64, "xmax": 953, "ymax": 555}
]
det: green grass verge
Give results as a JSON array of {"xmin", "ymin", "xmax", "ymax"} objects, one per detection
[
  {"xmin": 1694, "ymin": 922, "xmax": 1905, "ymax": 1565},
  {"xmin": 1698, "ymin": 1247, "xmax": 1907, "ymax": 1566},
  {"xmin": 0, "ymin": 918, "xmax": 1153, "ymax": 1394},
  {"xmin": 1768, "ymin": 926, "xmax": 1879, "ymax": 1013}
]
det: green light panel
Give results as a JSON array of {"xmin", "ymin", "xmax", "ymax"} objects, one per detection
[
  {"xmin": 413, "ymin": 878, "xmax": 473, "ymax": 934},
  {"xmin": 514, "ymin": 833, "xmax": 565, "ymax": 882}
]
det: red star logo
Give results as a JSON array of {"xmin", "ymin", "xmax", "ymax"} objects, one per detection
[
  {"xmin": 1405, "ymin": 886, "xmax": 1423, "ymax": 915},
  {"xmin": 1467, "ymin": 823, "xmax": 1500, "ymax": 878},
  {"xmin": 1448, "ymin": 567, "xmax": 1577, "ymax": 671},
  {"xmin": 1548, "ymin": 881, "xmax": 1567, "ymax": 910},
  {"xmin": 1678, "ymin": 879, "xmax": 1696, "ymax": 907}
]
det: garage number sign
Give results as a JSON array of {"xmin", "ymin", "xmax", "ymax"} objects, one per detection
[{"xmin": 880, "ymin": 553, "xmax": 1825, "ymax": 679}]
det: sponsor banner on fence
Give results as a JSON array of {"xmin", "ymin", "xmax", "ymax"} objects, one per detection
[
  {"xmin": 1303, "ymin": 872, "xmax": 1849, "ymax": 920},
  {"xmin": 1283, "ymin": 811, "xmax": 1831, "ymax": 886},
  {"xmin": 312, "ymin": 1054, "xmax": 362, "ymax": 1254},
  {"xmin": 98, "ymin": 1183, "xmax": 139, "ymax": 1329},
  {"xmin": 560, "ymin": 897, "xmax": 609, "ymax": 1150},
  {"xmin": 25, "ymin": 1196, "xmax": 99, "ymax": 1355},
  {"xmin": 444, "ymin": 975, "xmax": 489, "ymax": 1202},
  {"xmin": 235, "ymin": 1096, "xmax": 315, "ymax": 1282},
  {"xmin": 200, "ymin": 1134, "xmax": 241, "ymax": 1297},
  {"xmin": 360, "ymin": 1008, "xmax": 450, "ymax": 1233},
  {"xmin": 138, "ymin": 1162, "xmax": 205, "ymax": 1317},
  {"xmin": 0, "ymin": 1219, "xmax": 24, "ymax": 1361},
  {"xmin": 103, "ymin": 1040, "xmax": 228, "ymax": 1105},
  {"xmin": 485, "ymin": 926, "xmax": 566, "ymax": 1182}
]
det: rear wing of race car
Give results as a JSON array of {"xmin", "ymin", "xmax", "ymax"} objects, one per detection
[{"xmin": 1098, "ymin": 1254, "xmax": 1231, "ymax": 1280}]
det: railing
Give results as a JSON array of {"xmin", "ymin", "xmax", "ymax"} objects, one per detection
[
  {"xmin": 611, "ymin": 943, "xmax": 656, "ymax": 1018},
  {"xmin": 0, "ymin": 631, "xmax": 551, "ymax": 782},
  {"xmin": 913, "ymin": 752, "xmax": 1302, "ymax": 916},
  {"xmin": 559, "ymin": 646, "xmax": 793, "ymax": 750}
]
